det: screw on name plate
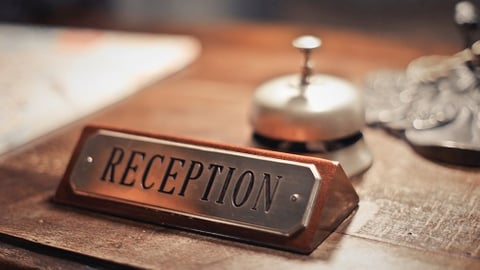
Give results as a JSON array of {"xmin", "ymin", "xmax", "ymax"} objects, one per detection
[{"xmin": 290, "ymin": 194, "xmax": 300, "ymax": 202}]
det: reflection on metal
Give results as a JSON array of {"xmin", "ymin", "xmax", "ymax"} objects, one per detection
[
  {"xmin": 55, "ymin": 126, "xmax": 359, "ymax": 254},
  {"xmin": 455, "ymin": 1, "xmax": 478, "ymax": 48},
  {"xmin": 250, "ymin": 35, "xmax": 373, "ymax": 177},
  {"xmin": 365, "ymin": 45, "xmax": 480, "ymax": 166}
]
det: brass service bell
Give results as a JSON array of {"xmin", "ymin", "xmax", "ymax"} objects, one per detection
[{"xmin": 250, "ymin": 35, "xmax": 373, "ymax": 177}]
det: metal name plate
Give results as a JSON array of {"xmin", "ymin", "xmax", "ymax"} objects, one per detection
[
  {"xmin": 55, "ymin": 126, "xmax": 359, "ymax": 254},
  {"xmin": 71, "ymin": 129, "xmax": 319, "ymax": 236}
]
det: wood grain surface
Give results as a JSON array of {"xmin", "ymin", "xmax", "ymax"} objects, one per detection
[{"xmin": 0, "ymin": 23, "xmax": 479, "ymax": 269}]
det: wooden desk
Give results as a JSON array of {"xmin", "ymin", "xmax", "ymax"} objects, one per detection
[{"xmin": 0, "ymin": 23, "xmax": 479, "ymax": 269}]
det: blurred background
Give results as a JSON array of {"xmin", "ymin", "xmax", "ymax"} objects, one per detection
[{"xmin": 0, "ymin": 0, "xmax": 472, "ymax": 46}]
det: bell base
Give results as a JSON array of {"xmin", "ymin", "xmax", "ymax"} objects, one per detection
[
  {"xmin": 312, "ymin": 138, "xmax": 373, "ymax": 177},
  {"xmin": 252, "ymin": 133, "xmax": 373, "ymax": 177}
]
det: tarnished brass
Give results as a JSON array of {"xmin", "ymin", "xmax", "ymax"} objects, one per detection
[{"xmin": 55, "ymin": 126, "xmax": 359, "ymax": 254}]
